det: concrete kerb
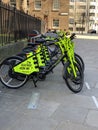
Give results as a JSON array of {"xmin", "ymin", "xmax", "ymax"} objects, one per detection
[{"xmin": 76, "ymin": 35, "xmax": 98, "ymax": 39}]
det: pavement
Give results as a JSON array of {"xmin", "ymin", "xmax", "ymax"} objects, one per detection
[
  {"xmin": 0, "ymin": 35, "xmax": 98, "ymax": 130},
  {"xmin": 76, "ymin": 34, "xmax": 98, "ymax": 39}
]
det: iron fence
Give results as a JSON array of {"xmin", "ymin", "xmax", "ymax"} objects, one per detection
[{"xmin": 0, "ymin": 1, "xmax": 41, "ymax": 46}]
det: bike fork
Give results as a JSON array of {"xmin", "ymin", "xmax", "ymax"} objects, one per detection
[{"xmin": 70, "ymin": 61, "xmax": 77, "ymax": 78}]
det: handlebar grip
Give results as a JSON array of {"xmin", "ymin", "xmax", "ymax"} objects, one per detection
[{"xmin": 70, "ymin": 33, "xmax": 76, "ymax": 40}]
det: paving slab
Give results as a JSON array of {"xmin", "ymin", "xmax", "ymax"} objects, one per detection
[
  {"xmin": 51, "ymin": 104, "xmax": 88, "ymax": 123},
  {"xmin": 86, "ymin": 110, "xmax": 98, "ymax": 128},
  {"xmin": 56, "ymin": 94, "xmax": 97, "ymax": 109},
  {"xmin": 95, "ymin": 82, "xmax": 98, "ymax": 89},
  {"xmin": 0, "ymin": 37, "xmax": 98, "ymax": 130},
  {"xmin": 56, "ymin": 121, "xmax": 98, "ymax": 130},
  {"xmin": 5, "ymin": 116, "xmax": 58, "ymax": 130}
]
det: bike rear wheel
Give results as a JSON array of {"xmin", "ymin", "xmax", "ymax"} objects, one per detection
[
  {"xmin": 0, "ymin": 56, "xmax": 28, "ymax": 89},
  {"xmin": 63, "ymin": 62, "xmax": 84, "ymax": 93}
]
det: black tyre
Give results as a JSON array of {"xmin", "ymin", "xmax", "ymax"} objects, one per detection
[
  {"xmin": 0, "ymin": 56, "xmax": 28, "ymax": 89},
  {"xmin": 63, "ymin": 62, "xmax": 84, "ymax": 93},
  {"xmin": 75, "ymin": 56, "xmax": 83, "ymax": 75},
  {"xmin": 16, "ymin": 53, "xmax": 26, "ymax": 59},
  {"xmin": 16, "ymin": 53, "xmax": 27, "ymax": 59},
  {"xmin": 75, "ymin": 53, "xmax": 85, "ymax": 72}
]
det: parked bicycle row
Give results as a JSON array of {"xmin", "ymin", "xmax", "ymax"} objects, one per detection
[{"xmin": 0, "ymin": 30, "xmax": 85, "ymax": 93}]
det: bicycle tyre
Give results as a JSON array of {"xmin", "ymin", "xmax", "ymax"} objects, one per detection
[
  {"xmin": 0, "ymin": 56, "xmax": 28, "ymax": 89},
  {"xmin": 63, "ymin": 62, "xmax": 84, "ymax": 93},
  {"xmin": 16, "ymin": 53, "xmax": 27, "ymax": 59},
  {"xmin": 75, "ymin": 56, "xmax": 84, "ymax": 74},
  {"xmin": 75, "ymin": 53, "xmax": 85, "ymax": 72}
]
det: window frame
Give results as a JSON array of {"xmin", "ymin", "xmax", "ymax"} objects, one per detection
[
  {"xmin": 53, "ymin": 0, "xmax": 60, "ymax": 10},
  {"xmin": 53, "ymin": 19, "xmax": 59, "ymax": 28},
  {"xmin": 34, "ymin": 0, "xmax": 41, "ymax": 10}
]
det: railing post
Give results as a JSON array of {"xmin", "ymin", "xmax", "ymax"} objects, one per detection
[
  {"xmin": 0, "ymin": 0, "xmax": 3, "ymax": 45},
  {"xmin": 13, "ymin": 4, "xmax": 17, "ymax": 42},
  {"xmin": 0, "ymin": 2, "xmax": 42, "ymax": 45},
  {"xmin": 0, "ymin": 0, "xmax": 1, "ymax": 34}
]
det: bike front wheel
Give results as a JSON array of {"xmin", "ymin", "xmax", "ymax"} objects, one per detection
[
  {"xmin": 0, "ymin": 56, "xmax": 28, "ymax": 89},
  {"xmin": 63, "ymin": 62, "xmax": 84, "ymax": 93},
  {"xmin": 75, "ymin": 53, "xmax": 85, "ymax": 72}
]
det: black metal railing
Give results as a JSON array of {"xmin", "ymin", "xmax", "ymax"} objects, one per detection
[{"xmin": 0, "ymin": 1, "xmax": 41, "ymax": 46}]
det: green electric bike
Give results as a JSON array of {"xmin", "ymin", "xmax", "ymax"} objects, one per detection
[{"xmin": 0, "ymin": 32, "xmax": 84, "ymax": 93}]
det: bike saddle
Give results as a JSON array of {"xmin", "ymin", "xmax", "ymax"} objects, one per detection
[
  {"xmin": 35, "ymin": 39, "xmax": 46, "ymax": 43},
  {"xmin": 28, "ymin": 42, "xmax": 36, "ymax": 46}
]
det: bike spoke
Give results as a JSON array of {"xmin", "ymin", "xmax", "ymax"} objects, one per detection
[{"xmin": 6, "ymin": 78, "xmax": 13, "ymax": 85}]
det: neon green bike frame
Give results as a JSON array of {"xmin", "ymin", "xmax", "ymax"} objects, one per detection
[
  {"xmin": 14, "ymin": 44, "xmax": 50, "ymax": 75},
  {"xmin": 56, "ymin": 32, "xmax": 77, "ymax": 77}
]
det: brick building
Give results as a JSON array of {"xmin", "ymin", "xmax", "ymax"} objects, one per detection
[
  {"xmin": 1, "ymin": 0, "xmax": 69, "ymax": 32},
  {"xmin": 1, "ymin": 0, "xmax": 10, "ymax": 4},
  {"xmin": 28, "ymin": 0, "xmax": 69, "ymax": 32},
  {"xmin": 1, "ymin": 0, "xmax": 29, "ymax": 13}
]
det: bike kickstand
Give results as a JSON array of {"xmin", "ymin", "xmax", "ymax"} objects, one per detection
[
  {"xmin": 32, "ymin": 77, "xmax": 38, "ymax": 87},
  {"xmin": 34, "ymin": 82, "xmax": 37, "ymax": 87}
]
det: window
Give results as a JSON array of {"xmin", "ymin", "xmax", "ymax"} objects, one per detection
[
  {"xmin": 70, "ymin": 5, "xmax": 74, "ymax": 9},
  {"xmin": 69, "ymin": 27, "xmax": 73, "ymax": 31},
  {"xmin": 10, "ymin": 0, "xmax": 16, "ymax": 6},
  {"xmin": 90, "ymin": 6, "xmax": 95, "ymax": 9},
  {"xmin": 69, "ymin": 18, "xmax": 74, "ymax": 24},
  {"xmin": 10, "ymin": 0, "xmax": 16, "ymax": 2},
  {"xmin": 35, "ymin": 0, "xmax": 41, "ymax": 10},
  {"xmin": 76, "ymin": 27, "xmax": 85, "ymax": 31},
  {"xmin": 53, "ymin": 19, "xmax": 59, "ymax": 27},
  {"xmin": 77, "ymin": 0, "xmax": 86, "ymax": 2},
  {"xmin": 70, "ymin": 0, "xmax": 74, "ymax": 2},
  {"xmin": 89, "ymin": 20, "xmax": 94, "ymax": 24},
  {"xmin": 27, "ymin": 0, "xmax": 29, "ymax": 6},
  {"xmin": 90, "ymin": 0, "xmax": 96, "ymax": 2},
  {"xmin": 89, "ymin": 13, "xmax": 95, "ymax": 16},
  {"xmin": 70, "ymin": 0, "xmax": 86, "ymax": 2},
  {"xmin": 79, "ymin": 6, "xmax": 86, "ymax": 9},
  {"xmin": 53, "ymin": 0, "xmax": 60, "ymax": 10}
]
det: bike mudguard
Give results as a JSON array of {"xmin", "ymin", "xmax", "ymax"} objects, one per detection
[{"xmin": 13, "ymin": 55, "xmax": 39, "ymax": 75}]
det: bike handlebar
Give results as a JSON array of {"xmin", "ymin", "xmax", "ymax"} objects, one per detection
[
  {"xmin": 28, "ymin": 33, "xmax": 76, "ymax": 46},
  {"xmin": 70, "ymin": 33, "xmax": 76, "ymax": 40}
]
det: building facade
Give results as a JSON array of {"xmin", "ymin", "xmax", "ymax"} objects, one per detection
[
  {"xmin": 28, "ymin": 0, "xmax": 69, "ymax": 32},
  {"xmin": 2, "ymin": 0, "xmax": 69, "ymax": 32},
  {"xmin": 2, "ymin": 0, "xmax": 98, "ymax": 33},
  {"xmin": 69, "ymin": 0, "xmax": 98, "ymax": 33},
  {"xmin": 2, "ymin": 0, "xmax": 29, "ymax": 13},
  {"xmin": 89, "ymin": 0, "xmax": 98, "ymax": 32},
  {"xmin": 1, "ymin": 0, "xmax": 10, "ymax": 4}
]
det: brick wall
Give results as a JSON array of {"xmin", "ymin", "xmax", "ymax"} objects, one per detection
[{"xmin": 29, "ymin": 0, "xmax": 69, "ymax": 31}]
